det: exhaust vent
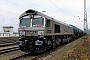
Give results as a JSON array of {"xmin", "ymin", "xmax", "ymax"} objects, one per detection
[{"xmin": 25, "ymin": 9, "xmax": 36, "ymax": 14}]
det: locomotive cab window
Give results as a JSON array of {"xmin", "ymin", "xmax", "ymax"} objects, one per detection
[
  {"xmin": 32, "ymin": 16, "xmax": 44, "ymax": 27},
  {"xmin": 19, "ymin": 16, "xmax": 31, "ymax": 27},
  {"xmin": 46, "ymin": 19, "xmax": 51, "ymax": 27}
]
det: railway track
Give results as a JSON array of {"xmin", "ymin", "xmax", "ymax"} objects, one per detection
[
  {"xmin": 10, "ymin": 53, "xmax": 32, "ymax": 60},
  {"xmin": 0, "ymin": 37, "xmax": 18, "ymax": 47},
  {"xmin": 0, "ymin": 46, "xmax": 19, "ymax": 54},
  {"xmin": 0, "ymin": 37, "xmax": 18, "ymax": 44},
  {"xmin": 9, "ymin": 44, "xmax": 66, "ymax": 60},
  {"xmin": 0, "ymin": 43, "xmax": 16, "ymax": 47},
  {"xmin": 10, "ymin": 52, "xmax": 41, "ymax": 60}
]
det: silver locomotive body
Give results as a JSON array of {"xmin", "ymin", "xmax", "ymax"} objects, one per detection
[{"xmin": 17, "ymin": 9, "xmax": 74, "ymax": 53}]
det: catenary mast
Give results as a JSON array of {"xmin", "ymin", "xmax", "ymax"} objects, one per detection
[{"xmin": 84, "ymin": 0, "xmax": 88, "ymax": 34}]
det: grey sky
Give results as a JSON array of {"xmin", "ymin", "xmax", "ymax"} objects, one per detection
[{"xmin": 0, "ymin": 0, "xmax": 90, "ymax": 32}]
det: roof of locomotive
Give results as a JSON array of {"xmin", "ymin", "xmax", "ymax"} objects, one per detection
[{"xmin": 19, "ymin": 9, "xmax": 71, "ymax": 27}]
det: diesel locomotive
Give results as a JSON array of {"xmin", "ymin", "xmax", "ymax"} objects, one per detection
[{"xmin": 16, "ymin": 9, "xmax": 85, "ymax": 53}]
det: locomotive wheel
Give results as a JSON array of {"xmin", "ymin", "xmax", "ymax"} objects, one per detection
[
  {"xmin": 58, "ymin": 39, "xmax": 61, "ymax": 46},
  {"xmin": 52, "ymin": 42, "xmax": 56, "ymax": 48},
  {"xmin": 44, "ymin": 47, "xmax": 47, "ymax": 52},
  {"xmin": 67, "ymin": 38, "xmax": 70, "ymax": 43}
]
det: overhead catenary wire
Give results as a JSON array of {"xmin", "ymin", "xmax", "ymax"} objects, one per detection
[
  {"xmin": 0, "ymin": 9, "xmax": 19, "ymax": 15},
  {"xmin": 57, "ymin": 0, "xmax": 70, "ymax": 5},
  {"xmin": 22, "ymin": 0, "xmax": 46, "ymax": 10},
  {"xmin": 1, "ymin": 0, "xmax": 74, "ymax": 21},
  {"xmin": 21, "ymin": 0, "xmax": 61, "ymax": 18},
  {"xmin": 56, "ymin": 0, "xmax": 73, "ymax": 16},
  {"xmin": 5, "ymin": 0, "xmax": 27, "ymax": 9},
  {"xmin": 3, "ymin": 0, "xmax": 70, "ymax": 18},
  {"xmin": 23, "ymin": 0, "xmax": 59, "ymax": 16},
  {"xmin": 0, "ymin": 14, "xmax": 18, "ymax": 19},
  {"xmin": 0, "ymin": 9, "xmax": 19, "ymax": 22},
  {"xmin": 4, "ymin": 0, "xmax": 48, "ymax": 15},
  {"xmin": 49, "ymin": 0, "xmax": 71, "ymax": 18}
]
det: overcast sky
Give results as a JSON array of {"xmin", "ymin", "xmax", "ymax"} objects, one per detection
[{"xmin": 0, "ymin": 0, "xmax": 90, "ymax": 32}]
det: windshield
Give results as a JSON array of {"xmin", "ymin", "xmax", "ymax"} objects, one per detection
[
  {"xmin": 19, "ymin": 16, "xmax": 30, "ymax": 27},
  {"xmin": 32, "ymin": 17, "xmax": 44, "ymax": 27},
  {"xmin": 19, "ymin": 15, "xmax": 44, "ymax": 27}
]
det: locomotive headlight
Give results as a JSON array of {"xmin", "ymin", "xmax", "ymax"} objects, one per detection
[
  {"xmin": 25, "ymin": 40, "xmax": 28, "ymax": 44},
  {"xmin": 35, "ymin": 40, "xmax": 43, "ymax": 45},
  {"xmin": 25, "ymin": 40, "xmax": 28, "ymax": 42}
]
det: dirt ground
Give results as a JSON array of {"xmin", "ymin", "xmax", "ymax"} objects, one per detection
[{"xmin": 38, "ymin": 35, "xmax": 90, "ymax": 60}]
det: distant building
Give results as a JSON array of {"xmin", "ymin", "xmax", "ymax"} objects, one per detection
[
  {"xmin": 0, "ymin": 33, "xmax": 10, "ymax": 37},
  {"xmin": 3, "ymin": 26, "xmax": 13, "ymax": 36},
  {"xmin": 0, "ymin": 26, "xmax": 19, "ymax": 37}
]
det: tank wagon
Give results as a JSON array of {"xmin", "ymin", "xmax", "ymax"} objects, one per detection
[
  {"xmin": 16, "ymin": 9, "xmax": 84, "ymax": 53},
  {"xmin": 69, "ymin": 24, "xmax": 85, "ymax": 38}
]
